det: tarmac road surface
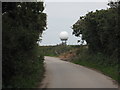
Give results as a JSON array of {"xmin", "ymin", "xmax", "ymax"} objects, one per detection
[{"xmin": 40, "ymin": 56, "xmax": 118, "ymax": 88}]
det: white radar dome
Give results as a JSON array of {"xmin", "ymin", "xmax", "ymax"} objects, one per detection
[{"xmin": 59, "ymin": 31, "xmax": 69, "ymax": 40}]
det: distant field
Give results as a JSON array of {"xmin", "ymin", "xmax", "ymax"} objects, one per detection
[{"xmin": 39, "ymin": 45, "xmax": 81, "ymax": 56}]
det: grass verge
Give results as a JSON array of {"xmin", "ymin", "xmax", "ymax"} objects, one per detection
[
  {"xmin": 72, "ymin": 60, "xmax": 118, "ymax": 83},
  {"xmin": 70, "ymin": 46, "xmax": 119, "ymax": 84}
]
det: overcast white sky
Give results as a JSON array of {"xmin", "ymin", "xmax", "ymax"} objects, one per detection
[{"xmin": 39, "ymin": 0, "xmax": 109, "ymax": 46}]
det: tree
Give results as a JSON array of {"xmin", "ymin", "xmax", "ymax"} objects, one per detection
[{"xmin": 72, "ymin": 1, "xmax": 119, "ymax": 57}]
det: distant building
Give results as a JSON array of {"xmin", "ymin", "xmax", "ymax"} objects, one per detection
[{"xmin": 59, "ymin": 31, "xmax": 69, "ymax": 45}]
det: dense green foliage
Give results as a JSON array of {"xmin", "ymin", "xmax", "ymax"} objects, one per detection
[
  {"xmin": 72, "ymin": 1, "xmax": 119, "ymax": 57},
  {"xmin": 72, "ymin": 1, "xmax": 119, "ymax": 83},
  {"xmin": 2, "ymin": 2, "xmax": 47, "ymax": 88}
]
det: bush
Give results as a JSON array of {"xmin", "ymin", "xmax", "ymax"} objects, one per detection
[{"xmin": 2, "ymin": 2, "xmax": 46, "ymax": 88}]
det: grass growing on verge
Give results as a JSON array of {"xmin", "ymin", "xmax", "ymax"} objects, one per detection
[
  {"xmin": 71, "ymin": 46, "xmax": 119, "ymax": 83},
  {"xmin": 73, "ymin": 60, "xmax": 118, "ymax": 82}
]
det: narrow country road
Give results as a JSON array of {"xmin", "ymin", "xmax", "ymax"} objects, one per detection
[{"xmin": 40, "ymin": 56, "xmax": 118, "ymax": 88}]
